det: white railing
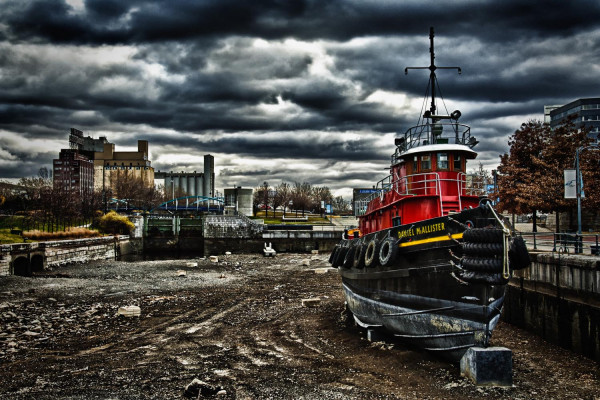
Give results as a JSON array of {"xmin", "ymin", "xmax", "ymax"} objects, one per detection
[{"xmin": 356, "ymin": 172, "xmax": 487, "ymax": 216}]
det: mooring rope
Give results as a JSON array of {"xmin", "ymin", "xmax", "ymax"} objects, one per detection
[{"xmin": 486, "ymin": 202, "xmax": 511, "ymax": 279}]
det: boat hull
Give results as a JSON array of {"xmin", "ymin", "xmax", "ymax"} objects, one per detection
[{"xmin": 335, "ymin": 203, "xmax": 508, "ymax": 361}]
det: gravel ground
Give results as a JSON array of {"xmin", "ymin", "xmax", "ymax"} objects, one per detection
[{"xmin": 0, "ymin": 253, "xmax": 599, "ymax": 399}]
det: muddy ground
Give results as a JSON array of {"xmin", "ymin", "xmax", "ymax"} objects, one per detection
[{"xmin": 0, "ymin": 253, "xmax": 599, "ymax": 399}]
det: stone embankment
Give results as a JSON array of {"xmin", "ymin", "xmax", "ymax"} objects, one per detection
[
  {"xmin": 0, "ymin": 236, "xmax": 134, "ymax": 276},
  {"xmin": 504, "ymin": 252, "xmax": 600, "ymax": 361}
]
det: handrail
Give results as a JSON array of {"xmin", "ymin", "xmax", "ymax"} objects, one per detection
[
  {"xmin": 518, "ymin": 232, "xmax": 600, "ymax": 255},
  {"xmin": 392, "ymin": 122, "xmax": 473, "ymax": 164},
  {"xmin": 358, "ymin": 172, "xmax": 487, "ymax": 216}
]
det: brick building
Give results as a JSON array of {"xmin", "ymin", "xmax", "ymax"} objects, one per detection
[{"xmin": 52, "ymin": 149, "xmax": 94, "ymax": 195}]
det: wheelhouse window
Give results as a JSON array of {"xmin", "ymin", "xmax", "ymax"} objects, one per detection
[
  {"xmin": 437, "ymin": 153, "xmax": 448, "ymax": 170},
  {"xmin": 453, "ymin": 154, "xmax": 462, "ymax": 171},
  {"xmin": 421, "ymin": 154, "xmax": 431, "ymax": 170},
  {"xmin": 413, "ymin": 156, "xmax": 418, "ymax": 172}
]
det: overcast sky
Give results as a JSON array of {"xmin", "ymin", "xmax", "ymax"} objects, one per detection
[{"xmin": 1, "ymin": 0, "xmax": 599, "ymax": 198}]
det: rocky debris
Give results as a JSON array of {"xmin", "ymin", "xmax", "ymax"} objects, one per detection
[
  {"xmin": 301, "ymin": 297, "xmax": 321, "ymax": 307},
  {"xmin": 183, "ymin": 378, "xmax": 221, "ymax": 398},
  {"xmin": 177, "ymin": 270, "xmax": 187, "ymax": 277},
  {"xmin": 209, "ymin": 256, "xmax": 219, "ymax": 263},
  {"xmin": 0, "ymin": 253, "xmax": 599, "ymax": 399},
  {"xmin": 117, "ymin": 305, "xmax": 141, "ymax": 317}
]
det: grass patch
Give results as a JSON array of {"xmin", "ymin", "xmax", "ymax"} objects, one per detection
[{"xmin": 0, "ymin": 228, "xmax": 25, "ymax": 244}]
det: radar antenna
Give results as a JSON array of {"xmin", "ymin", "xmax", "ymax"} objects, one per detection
[{"xmin": 405, "ymin": 27, "xmax": 461, "ymax": 120}]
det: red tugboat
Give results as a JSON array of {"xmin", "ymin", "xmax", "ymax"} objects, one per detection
[{"xmin": 330, "ymin": 27, "xmax": 529, "ymax": 361}]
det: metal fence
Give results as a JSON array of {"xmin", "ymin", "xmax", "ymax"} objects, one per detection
[{"xmin": 519, "ymin": 232, "xmax": 600, "ymax": 255}]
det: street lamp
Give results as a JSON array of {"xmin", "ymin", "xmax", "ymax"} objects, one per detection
[{"xmin": 575, "ymin": 142, "xmax": 600, "ymax": 236}]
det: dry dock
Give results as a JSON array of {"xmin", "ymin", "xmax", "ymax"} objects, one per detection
[{"xmin": 1, "ymin": 253, "xmax": 599, "ymax": 399}]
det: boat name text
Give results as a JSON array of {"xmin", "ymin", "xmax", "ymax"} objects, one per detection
[{"xmin": 397, "ymin": 222, "xmax": 445, "ymax": 239}]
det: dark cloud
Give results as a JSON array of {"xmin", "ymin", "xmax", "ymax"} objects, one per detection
[
  {"xmin": 0, "ymin": 0, "xmax": 599, "ymax": 194},
  {"xmin": 2, "ymin": 0, "xmax": 599, "ymax": 45}
]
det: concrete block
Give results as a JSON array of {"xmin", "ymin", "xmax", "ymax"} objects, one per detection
[
  {"xmin": 367, "ymin": 328, "xmax": 387, "ymax": 342},
  {"xmin": 301, "ymin": 298, "xmax": 321, "ymax": 307},
  {"xmin": 460, "ymin": 347, "xmax": 513, "ymax": 387}
]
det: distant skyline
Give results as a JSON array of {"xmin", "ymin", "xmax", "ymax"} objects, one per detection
[{"xmin": 1, "ymin": 0, "xmax": 599, "ymax": 197}]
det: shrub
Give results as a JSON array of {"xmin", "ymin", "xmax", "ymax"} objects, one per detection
[
  {"xmin": 97, "ymin": 211, "xmax": 135, "ymax": 235},
  {"xmin": 23, "ymin": 227, "xmax": 101, "ymax": 241}
]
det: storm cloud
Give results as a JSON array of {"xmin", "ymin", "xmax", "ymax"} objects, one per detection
[{"xmin": 1, "ymin": 0, "xmax": 599, "ymax": 195}]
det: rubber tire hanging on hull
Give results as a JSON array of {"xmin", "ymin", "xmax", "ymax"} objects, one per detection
[
  {"xmin": 461, "ymin": 257, "xmax": 503, "ymax": 272},
  {"xmin": 462, "ymin": 242, "xmax": 503, "ymax": 257},
  {"xmin": 353, "ymin": 243, "xmax": 366, "ymax": 268},
  {"xmin": 343, "ymin": 246, "xmax": 356, "ymax": 269},
  {"xmin": 328, "ymin": 247, "xmax": 338, "ymax": 264},
  {"xmin": 509, "ymin": 236, "xmax": 531, "ymax": 270},
  {"xmin": 364, "ymin": 239, "xmax": 380, "ymax": 268},
  {"xmin": 459, "ymin": 228, "xmax": 507, "ymax": 285},
  {"xmin": 463, "ymin": 228, "xmax": 503, "ymax": 243},
  {"xmin": 378, "ymin": 237, "xmax": 399, "ymax": 267}
]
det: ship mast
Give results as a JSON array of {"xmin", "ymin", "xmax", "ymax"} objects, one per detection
[{"xmin": 405, "ymin": 27, "xmax": 461, "ymax": 120}]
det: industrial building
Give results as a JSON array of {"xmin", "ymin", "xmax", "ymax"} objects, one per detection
[
  {"xmin": 224, "ymin": 187, "xmax": 253, "ymax": 216},
  {"xmin": 93, "ymin": 140, "xmax": 154, "ymax": 195},
  {"xmin": 154, "ymin": 154, "xmax": 215, "ymax": 198},
  {"xmin": 69, "ymin": 128, "xmax": 109, "ymax": 156}
]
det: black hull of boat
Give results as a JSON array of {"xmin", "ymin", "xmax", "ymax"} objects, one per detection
[{"xmin": 335, "ymin": 204, "xmax": 507, "ymax": 361}]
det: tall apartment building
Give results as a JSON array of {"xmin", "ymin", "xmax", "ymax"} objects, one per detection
[
  {"xmin": 549, "ymin": 98, "xmax": 600, "ymax": 138},
  {"xmin": 94, "ymin": 140, "xmax": 154, "ymax": 196},
  {"xmin": 52, "ymin": 149, "xmax": 94, "ymax": 195}
]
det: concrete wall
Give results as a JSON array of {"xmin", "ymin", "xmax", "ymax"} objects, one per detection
[
  {"xmin": 203, "ymin": 215, "xmax": 263, "ymax": 239},
  {"xmin": 504, "ymin": 252, "xmax": 600, "ymax": 362},
  {"xmin": 0, "ymin": 236, "xmax": 133, "ymax": 276}
]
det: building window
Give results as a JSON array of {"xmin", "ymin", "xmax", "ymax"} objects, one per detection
[
  {"xmin": 421, "ymin": 155, "xmax": 431, "ymax": 170},
  {"xmin": 437, "ymin": 153, "xmax": 448, "ymax": 170}
]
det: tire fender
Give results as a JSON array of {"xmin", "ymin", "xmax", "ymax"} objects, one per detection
[
  {"xmin": 509, "ymin": 236, "xmax": 531, "ymax": 270},
  {"xmin": 364, "ymin": 239, "xmax": 381, "ymax": 267},
  {"xmin": 353, "ymin": 242, "xmax": 366, "ymax": 268},
  {"xmin": 378, "ymin": 237, "xmax": 399, "ymax": 267},
  {"xmin": 343, "ymin": 245, "xmax": 356, "ymax": 269}
]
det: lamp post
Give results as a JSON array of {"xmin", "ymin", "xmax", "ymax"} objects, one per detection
[{"xmin": 575, "ymin": 142, "xmax": 600, "ymax": 236}]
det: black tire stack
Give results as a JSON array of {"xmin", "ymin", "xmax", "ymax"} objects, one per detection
[{"xmin": 458, "ymin": 228, "xmax": 508, "ymax": 285}]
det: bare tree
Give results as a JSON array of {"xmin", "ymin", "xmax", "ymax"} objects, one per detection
[
  {"xmin": 311, "ymin": 186, "xmax": 333, "ymax": 216},
  {"xmin": 291, "ymin": 182, "xmax": 312, "ymax": 216},
  {"xmin": 332, "ymin": 196, "xmax": 350, "ymax": 214},
  {"xmin": 274, "ymin": 182, "xmax": 292, "ymax": 216}
]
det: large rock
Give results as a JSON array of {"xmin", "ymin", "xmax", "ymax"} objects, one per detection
[{"xmin": 183, "ymin": 378, "xmax": 219, "ymax": 398}]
